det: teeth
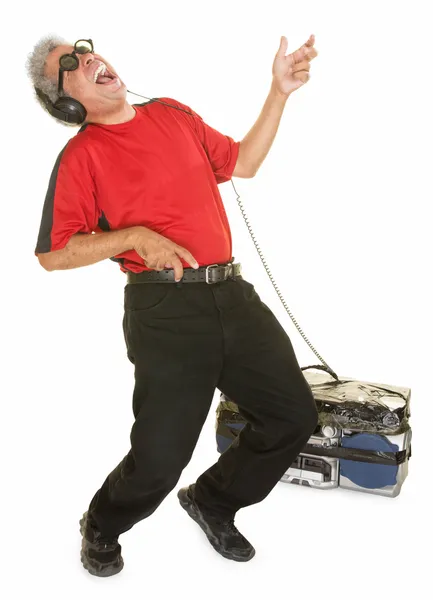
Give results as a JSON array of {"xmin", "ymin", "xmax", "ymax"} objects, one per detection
[{"xmin": 93, "ymin": 62, "xmax": 107, "ymax": 83}]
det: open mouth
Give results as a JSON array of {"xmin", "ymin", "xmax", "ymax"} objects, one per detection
[
  {"xmin": 96, "ymin": 71, "xmax": 118, "ymax": 85},
  {"xmin": 93, "ymin": 63, "xmax": 119, "ymax": 86}
]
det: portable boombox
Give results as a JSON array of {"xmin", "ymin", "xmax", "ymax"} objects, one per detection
[{"xmin": 216, "ymin": 368, "xmax": 412, "ymax": 497}]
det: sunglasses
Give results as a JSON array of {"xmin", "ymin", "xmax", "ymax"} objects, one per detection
[{"xmin": 58, "ymin": 38, "xmax": 94, "ymax": 95}]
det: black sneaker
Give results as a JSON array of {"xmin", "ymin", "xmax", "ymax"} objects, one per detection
[
  {"xmin": 177, "ymin": 484, "xmax": 255, "ymax": 562},
  {"xmin": 79, "ymin": 511, "xmax": 124, "ymax": 577}
]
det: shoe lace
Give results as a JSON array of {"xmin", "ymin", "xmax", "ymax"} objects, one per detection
[
  {"xmin": 213, "ymin": 516, "xmax": 239, "ymax": 535},
  {"xmin": 226, "ymin": 518, "xmax": 239, "ymax": 535}
]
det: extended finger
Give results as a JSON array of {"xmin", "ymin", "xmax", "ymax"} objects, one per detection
[
  {"xmin": 301, "ymin": 34, "xmax": 315, "ymax": 55},
  {"xmin": 305, "ymin": 34, "xmax": 315, "ymax": 47},
  {"xmin": 305, "ymin": 47, "xmax": 318, "ymax": 61},
  {"xmin": 291, "ymin": 41, "xmax": 317, "ymax": 64},
  {"xmin": 171, "ymin": 255, "xmax": 184, "ymax": 282},
  {"xmin": 175, "ymin": 246, "xmax": 199, "ymax": 269}
]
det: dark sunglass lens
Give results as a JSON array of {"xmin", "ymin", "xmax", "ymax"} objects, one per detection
[
  {"xmin": 60, "ymin": 55, "xmax": 78, "ymax": 70},
  {"xmin": 75, "ymin": 40, "xmax": 93, "ymax": 54}
]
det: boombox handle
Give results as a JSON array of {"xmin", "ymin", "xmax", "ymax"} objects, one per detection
[{"xmin": 301, "ymin": 364, "xmax": 340, "ymax": 383}]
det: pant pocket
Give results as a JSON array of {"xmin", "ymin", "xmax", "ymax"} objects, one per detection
[{"xmin": 124, "ymin": 283, "xmax": 175, "ymax": 312}]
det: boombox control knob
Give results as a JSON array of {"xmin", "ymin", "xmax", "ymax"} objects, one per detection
[{"xmin": 321, "ymin": 425, "xmax": 338, "ymax": 438}]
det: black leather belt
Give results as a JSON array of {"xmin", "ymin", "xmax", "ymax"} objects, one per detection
[{"xmin": 126, "ymin": 261, "xmax": 242, "ymax": 284}]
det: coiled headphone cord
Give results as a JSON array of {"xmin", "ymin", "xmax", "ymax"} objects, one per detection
[{"xmin": 128, "ymin": 88, "xmax": 339, "ymax": 381}]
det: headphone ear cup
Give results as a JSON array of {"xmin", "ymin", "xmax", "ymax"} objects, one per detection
[{"xmin": 53, "ymin": 96, "xmax": 87, "ymax": 125}]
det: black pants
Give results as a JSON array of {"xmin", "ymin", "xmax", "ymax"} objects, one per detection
[{"xmin": 88, "ymin": 275, "xmax": 318, "ymax": 537}]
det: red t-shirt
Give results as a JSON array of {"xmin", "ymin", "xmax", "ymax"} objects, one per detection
[{"xmin": 35, "ymin": 98, "xmax": 240, "ymax": 273}]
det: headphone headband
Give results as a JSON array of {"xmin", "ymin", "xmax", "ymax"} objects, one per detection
[{"xmin": 34, "ymin": 86, "xmax": 194, "ymax": 126}]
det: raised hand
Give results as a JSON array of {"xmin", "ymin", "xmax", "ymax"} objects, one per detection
[{"xmin": 272, "ymin": 34, "xmax": 318, "ymax": 97}]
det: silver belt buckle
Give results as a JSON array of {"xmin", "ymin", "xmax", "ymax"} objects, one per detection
[
  {"xmin": 205, "ymin": 263, "xmax": 219, "ymax": 284},
  {"xmin": 225, "ymin": 262, "xmax": 234, "ymax": 279},
  {"xmin": 205, "ymin": 262, "xmax": 234, "ymax": 284}
]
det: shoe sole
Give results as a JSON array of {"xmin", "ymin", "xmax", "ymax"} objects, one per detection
[
  {"xmin": 79, "ymin": 512, "xmax": 124, "ymax": 577},
  {"xmin": 177, "ymin": 489, "xmax": 255, "ymax": 562}
]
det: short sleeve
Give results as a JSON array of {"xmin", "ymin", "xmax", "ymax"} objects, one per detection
[
  {"xmin": 35, "ymin": 144, "xmax": 99, "ymax": 254},
  {"xmin": 160, "ymin": 97, "xmax": 241, "ymax": 184}
]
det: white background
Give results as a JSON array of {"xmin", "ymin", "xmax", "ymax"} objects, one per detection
[{"xmin": 1, "ymin": 0, "xmax": 432, "ymax": 598}]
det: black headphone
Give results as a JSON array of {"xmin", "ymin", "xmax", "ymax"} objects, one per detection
[
  {"xmin": 34, "ymin": 86, "xmax": 194, "ymax": 125},
  {"xmin": 34, "ymin": 86, "xmax": 87, "ymax": 125}
]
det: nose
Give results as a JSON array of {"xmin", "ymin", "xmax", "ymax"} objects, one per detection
[
  {"xmin": 82, "ymin": 53, "xmax": 95, "ymax": 68},
  {"xmin": 77, "ymin": 52, "xmax": 96, "ymax": 75}
]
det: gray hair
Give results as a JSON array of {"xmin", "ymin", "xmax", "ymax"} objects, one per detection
[{"xmin": 25, "ymin": 33, "xmax": 77, "ymax": 127}]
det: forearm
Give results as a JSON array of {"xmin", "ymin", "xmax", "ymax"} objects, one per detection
[
  {"xmin": 239, "ymin": 82, "xmax": 289, "ymax": 176},
  {"xmin": 37, "ymin": 226, "xmax": 147, "ymax": 271}
]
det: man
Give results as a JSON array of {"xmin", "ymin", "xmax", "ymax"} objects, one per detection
[{"xmin": 26, "ymin": 33, "xmax": 319, "ymax": 577}]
